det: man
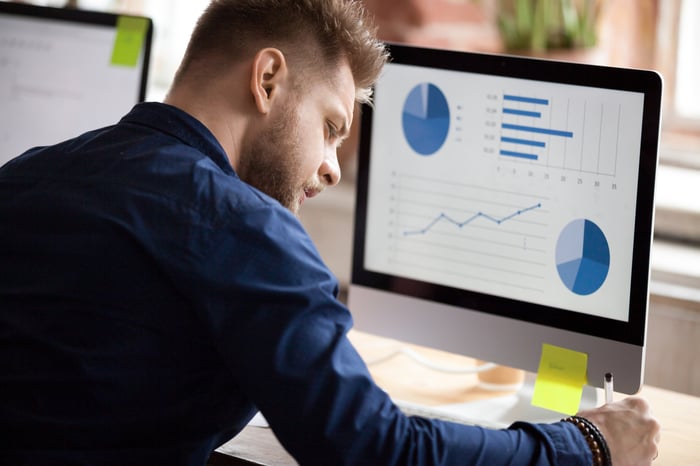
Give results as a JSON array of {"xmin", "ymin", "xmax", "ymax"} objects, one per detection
[{"xmin": 0, "ymin": 0, "xmax": 659, "ymax": 465}]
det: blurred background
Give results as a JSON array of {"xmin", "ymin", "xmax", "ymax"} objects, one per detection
[{"xmin": 9, "ymin": 0, "xmax": 700, "ymax": 396}]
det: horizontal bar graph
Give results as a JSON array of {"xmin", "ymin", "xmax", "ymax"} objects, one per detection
[
  {"xmin": 502, "ymin": 123, "xmax": 574, "ymax": 138},
  {"xmin": 504, "ymin": 94, "xmax": 549, "ymax": 105},
  {"xmin": 500, "ymin": 149, "xmax": 539, "ymax": 160},
  {"xmin": 503, "ymin": 108, "xmax": 541, "ymax": 118},
  {"xmin": 497, "ymin": 93, "xmax": 574, "ymax": 162},
  {"xmin": 501, "ymin": 136, "xmax": 545, "ymax": 147}
]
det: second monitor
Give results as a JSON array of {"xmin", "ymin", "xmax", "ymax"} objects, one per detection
[{"xmin": 0, "ymin": 2, "xmax": 152, "ymax": 165}]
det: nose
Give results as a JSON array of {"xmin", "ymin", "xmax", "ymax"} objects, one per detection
[{"xmin": 319, "ymin": 148, "xmax": 341, "ymax": 187}]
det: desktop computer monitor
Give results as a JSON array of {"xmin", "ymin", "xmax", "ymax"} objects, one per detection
[
  {"xmin": 349, "ymin": 43, "xmax": 662, "ymax": 405},
  {"xmin": 0, "ymin": 1, "xmax": 152, "ymax": 165}
]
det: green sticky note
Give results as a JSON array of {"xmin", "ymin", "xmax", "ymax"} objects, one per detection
[
  {"xmin": 110, "ymin": 16, "xmax": 148, "ymax": 67},
  {"xmin": 531, "ymin": 343, "xmax": 588, "ymax": 415}
]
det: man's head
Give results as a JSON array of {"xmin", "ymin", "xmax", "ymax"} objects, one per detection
[
  {"xmin": 167, "ymin": 0, "xmax": 388, "ymax": 215},
  {"xmin": 174, "ymin": 0, "xmax": 387, "ymax": 105}
]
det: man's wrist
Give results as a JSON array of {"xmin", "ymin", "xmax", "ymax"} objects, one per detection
[{"xmin": 562, "ymin": 415, "xmax": 612, "ymax": 466}]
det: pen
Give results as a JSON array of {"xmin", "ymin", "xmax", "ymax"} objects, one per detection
[{"xmin": 604, "ymin": 372, "xmax": 613, "ymax": 404}]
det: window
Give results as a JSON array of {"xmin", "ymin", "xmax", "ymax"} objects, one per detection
[
  {"xmin": 662, "ymin": 0, "xmax": 700, "ymax": 130},
  {"xmin": 653, "ymin": 0, "xmax": 700, "ymax": 250},
  {"xmin": 675, "ymin": 1, "xmax": 700, "ymax": 123},
  {"xmin": 656, "ymin": 0, "xmax": 700, "ymax": 148}
]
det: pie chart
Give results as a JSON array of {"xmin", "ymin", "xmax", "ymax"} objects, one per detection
[
  {"xmin": 402, "ymin": 82, "xmax": 450, "ymax": 156},
  {"xmin": 555, "ymin": 219, "xmax": 610, "ymax": 295}
]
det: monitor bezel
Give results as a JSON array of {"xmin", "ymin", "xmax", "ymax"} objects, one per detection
[
  {"xmin": 0, "ymin": 1, "xmax": 153, "ymax": 103},
  {"xmin": 351, "ymin": 43, "xmax": 662, "ymax": 348}
]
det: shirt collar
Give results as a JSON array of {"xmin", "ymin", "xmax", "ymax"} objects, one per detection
[{"xmin": 120, "ymin": 102, "xmax": 236, "ymax": 177}]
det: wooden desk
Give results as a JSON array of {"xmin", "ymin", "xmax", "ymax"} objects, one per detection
[{"xmin": 211, "ymin": 332, "xmax": 700, "ymax": 465}]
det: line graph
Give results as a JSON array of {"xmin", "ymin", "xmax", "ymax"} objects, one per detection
[
  {"xmin": 403, "ymin": 202, "xmax": 542, "ymax": 236},
  {"xmin": 381, "ymin": 173, "xmax": 550, "ymax": 293}
]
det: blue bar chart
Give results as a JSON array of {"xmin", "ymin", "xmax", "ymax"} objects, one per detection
[
  {"xmin": 491, "ymin": 92, "xmax": 622, "ymax": 177},
  {"xmin": 498, "ymin": 93, "xmax": 573, "ymax": 162}
]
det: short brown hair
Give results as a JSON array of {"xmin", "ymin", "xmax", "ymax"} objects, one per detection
[{"xmin": 173, "ymin": 0, "xmax": 388, "ymax": 104}]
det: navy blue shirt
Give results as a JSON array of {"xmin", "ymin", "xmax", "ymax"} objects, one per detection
[{"xmin": 0, "ymin": 102, "xmax": 591, "ymax": 465}]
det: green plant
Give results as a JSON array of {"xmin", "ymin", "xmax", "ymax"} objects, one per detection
[{"xmin": 497, "ymin": 0, "xmax": 601, "ymax": 52}]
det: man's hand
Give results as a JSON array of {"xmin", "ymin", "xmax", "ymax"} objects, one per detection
[{"xmin": 578, "ymin": 397, "xmax": 660, "ymax": 466}]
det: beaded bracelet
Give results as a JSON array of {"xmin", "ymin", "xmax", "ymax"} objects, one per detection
[{"xmin": 562, "ymin": 415, "xmax": 612, "ymax": 466}]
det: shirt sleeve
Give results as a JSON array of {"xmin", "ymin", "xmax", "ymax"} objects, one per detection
[{"xmin": 186, "ymin": 202, "xmax": 592, "ymax": 466}]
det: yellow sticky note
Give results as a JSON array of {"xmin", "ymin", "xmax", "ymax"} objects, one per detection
[
  {"xmin": 110, "ymin": 16, "xmax": 148, "ymax": 67},
  {"xmin": 531, "ymin": 343, "xmax": 588, "ymax": 415}
]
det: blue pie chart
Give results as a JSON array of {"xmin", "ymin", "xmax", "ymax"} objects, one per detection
[
  {"xmin": 402, "ymin": 83, "xmax": 450, "ymax": 156},
  {"xmin": 555, "ymin": 219, "xmax": 610, "ymax": 295}
]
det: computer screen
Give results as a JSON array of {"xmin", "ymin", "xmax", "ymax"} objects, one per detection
[
  {"xmin": 349, "ymin": 43, "xmax": 661, "ymax": 400},
  {"xmin": 0, "ymin": 1, "xmax": 152, "ymax": 165}
]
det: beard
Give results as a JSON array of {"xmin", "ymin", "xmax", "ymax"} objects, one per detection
[{"xmin": 237, "ymin": 103, "xmax": 306, "ymax": 216}]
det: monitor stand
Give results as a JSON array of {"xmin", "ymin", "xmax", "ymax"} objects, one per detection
[
  {"xmin": 411, "ymin": 371, "xmax": 602, "ymax": 428},
  {"xmin": 349, "ymin": 331, "xmax": 603, "ymax": 428}
]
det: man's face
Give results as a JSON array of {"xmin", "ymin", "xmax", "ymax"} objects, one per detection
[{"xmin": 237, "ymin": 62, "xmax": 355, "ymax": 216}]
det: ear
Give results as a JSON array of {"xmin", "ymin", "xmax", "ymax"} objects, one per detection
[{"xmin": 250, "ymin": 48, "xmax": 289, "ymax": 115}]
